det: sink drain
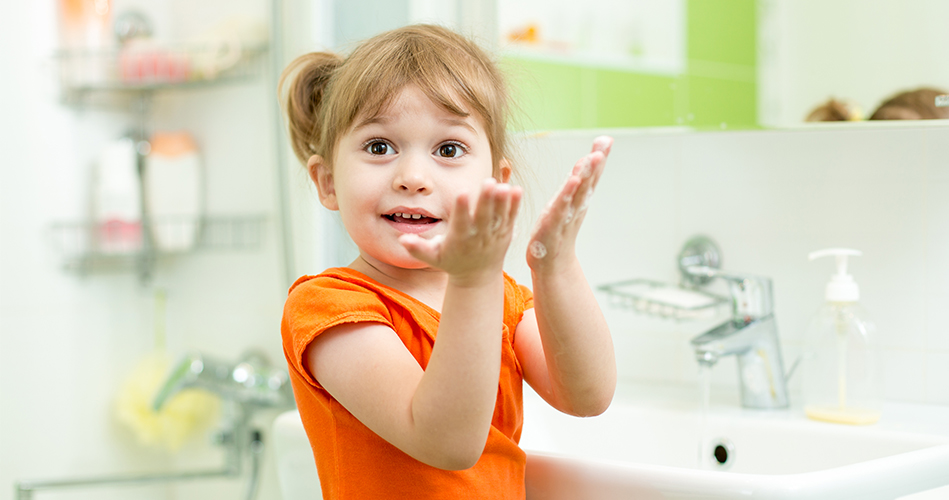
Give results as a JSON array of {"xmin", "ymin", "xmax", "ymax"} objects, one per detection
[{"xmin": 708, "ymin": 438, "xmax": 735, "ymax": 469}]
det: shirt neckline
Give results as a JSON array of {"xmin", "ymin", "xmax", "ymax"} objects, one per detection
[{"xmin": 324, "ymin": 266, "xmax": 442, "ymax": 321}]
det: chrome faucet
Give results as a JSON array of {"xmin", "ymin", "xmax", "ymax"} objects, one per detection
[
  {"xmin": 686, "ymin": 266, "xmax": 789, "ymax": 409},
  {"xmin": 153, "ymin": 349, "xmax": 294, "ymax": 411}
]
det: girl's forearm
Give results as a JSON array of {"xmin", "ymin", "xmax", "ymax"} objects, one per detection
[
  {"xmin": 410, "ymin": 273, "xmax": 505, "ymax": 469},
  {"xmin": 531, "ymin": 258, "xmax": 616, "ymax": 416}
]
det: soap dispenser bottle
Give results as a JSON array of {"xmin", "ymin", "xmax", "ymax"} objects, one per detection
[{"xmin": 802, "ymin": 248, "xmax": 882, "ymax": 425}]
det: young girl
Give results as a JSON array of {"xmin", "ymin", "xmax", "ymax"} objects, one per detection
[{"xmin": 280, "ymin": 24, "xmax": 616, "ymax": 499}]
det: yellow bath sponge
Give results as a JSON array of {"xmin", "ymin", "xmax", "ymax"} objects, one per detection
[{"xmin": 115, "ymin": 353, "xmax": 220, "ymax": 451}]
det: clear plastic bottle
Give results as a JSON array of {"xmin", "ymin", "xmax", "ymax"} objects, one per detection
[{"xmin": 802, "ymin": 249, "xmax": 882, "ymax": 425}]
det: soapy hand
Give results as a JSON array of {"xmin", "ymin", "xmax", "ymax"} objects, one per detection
[
  {"xmin": 399, "ymin": 178, "xmax": 522, "ymax": 286},
  {"xmin": 527, "ymin": 136, "xmax": 612, "ymax": 272}
]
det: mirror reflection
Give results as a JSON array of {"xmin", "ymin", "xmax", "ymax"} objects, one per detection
[
  {"xmin": 497, "ymin": 0, "xmax": 949, "ymax": 130},
  {"xmin": 329, "ymin": 0, "xmax": 949, "ymax": 130},
  {"xmin": 757, "ymin": 0, "xmax": 949, "ymax": 127}
]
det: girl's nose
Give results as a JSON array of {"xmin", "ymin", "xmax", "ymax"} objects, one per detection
[{"xmin": 392, "ymin": 157, "xmax": 431, "ymax": 194}]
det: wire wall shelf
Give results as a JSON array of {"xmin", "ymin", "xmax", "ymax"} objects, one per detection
[
  {"xmin": 49, "ymin": 215, "xmax": 267, "ymax": 276},
  {"xmin": 54, "ymin": 43, "xmax": 268, "ymax": 103},
  {"xmin": 598, "ymin": 278, "xmax": 728, "ymax": 321}
]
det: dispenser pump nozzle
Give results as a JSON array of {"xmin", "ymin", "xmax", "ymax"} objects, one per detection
[{"xmin": 808, "ymin": 248, "xmax": 862, "ymax": 302}]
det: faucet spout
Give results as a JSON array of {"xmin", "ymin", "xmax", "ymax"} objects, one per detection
[
  {"xmin": 152, "ymin": 353, "xmax": 227, "ymax": 411},
  {"xmin": 692, "ymin": 316, "xmax": 766, "ymax": 360},
  {"xmin": 152, "ymin": 351, "xmax": 294, "ymax": 412},
  {"xmin": 691, "ymin": 314, "xmax": 789, "ymax": 409}
]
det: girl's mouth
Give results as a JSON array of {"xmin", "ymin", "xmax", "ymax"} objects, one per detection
[
  {"xmin": 383, "ymin": 212, "xmax": 441, "ymax": 233},
  {"xmin": 384, "ymin": 212, "xmax": 440, "ymax": 224}
]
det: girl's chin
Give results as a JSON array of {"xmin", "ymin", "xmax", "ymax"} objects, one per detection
[
  {"xmin": 359, "ymin": 249, "xmax": 433, "ymax": 271},
  {"xmin": 394, "ymin": 257, "xmax": 431, "ymax": 270}
]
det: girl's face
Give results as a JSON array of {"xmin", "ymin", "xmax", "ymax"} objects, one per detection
[{"xmin": 312, "ymin": 85, "xmax": 503, "ymax": 270}]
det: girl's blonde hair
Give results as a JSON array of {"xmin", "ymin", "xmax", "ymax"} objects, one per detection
[{"xmin": 280, "ymin": 24, "xmax": 513, "ymax": 177}]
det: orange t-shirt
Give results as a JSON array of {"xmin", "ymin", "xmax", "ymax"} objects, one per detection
[{"xmin": 281, "ymin": 267, "xmax": 534, "ymax": 500}]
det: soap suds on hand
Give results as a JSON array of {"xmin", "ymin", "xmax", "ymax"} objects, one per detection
[{"xmin": 529, "ymin": 240, "xmax": 548, "ymax": 259}]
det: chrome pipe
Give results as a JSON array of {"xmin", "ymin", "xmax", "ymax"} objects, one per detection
[{"xmin": 15, "ymin": 466, "xmax": 240, "ymax": 500}]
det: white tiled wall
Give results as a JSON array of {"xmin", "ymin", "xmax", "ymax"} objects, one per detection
[
  {"xmin": 0, "ymin": 2, "xmax": 291, "ymax": 500},
  {"xmin": 509, "ymin": 123, "xmax": 949, "ymax": 406}
]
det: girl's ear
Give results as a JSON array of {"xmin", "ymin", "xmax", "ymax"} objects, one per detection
[
  {"xmin": 308, "ymin": 155, "xmax": 339, "ymax": 210},
  {"xmin": 498, "ymin": 158, "xmax": 512, "ymax": 184}
]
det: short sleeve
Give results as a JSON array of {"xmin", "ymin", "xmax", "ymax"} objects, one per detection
[{"xmin": 281, "ymin": 275, "xmax": 395, "ymax": 389}]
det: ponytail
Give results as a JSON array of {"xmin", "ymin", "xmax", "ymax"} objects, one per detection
[{"xmin": 279, "ymin": 52, "xmax": 344, "ymax": 164}]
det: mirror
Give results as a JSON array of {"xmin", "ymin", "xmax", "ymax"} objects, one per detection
[
  {"xmin": 324, "ymin": 0, "xmax": 949, "ymax": 131},
  {"xmin": 756, "ymin": 0, "xmax": 949, "ymax": 127},
  {"xmin": 500, "ymin": 0, "xmax": 949, "ymax": 130}
]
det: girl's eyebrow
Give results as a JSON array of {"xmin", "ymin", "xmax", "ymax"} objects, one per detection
[
  {"xmin": 440, "ymin": 118, "xmax": 477, "ymax": 134},
  {"xmin": 352, "ymin": 116, "xmax": 477, "ymax": 135},
  {"xmin": 352, "ymin": 115, "xmax": 389, "ymax": 132}
]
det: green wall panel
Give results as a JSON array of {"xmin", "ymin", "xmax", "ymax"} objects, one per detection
[
  {"xmin": 503, "ymin": 58, "xmax": 586, "ymax": 131},
  {"xmin": 687, "ymin": 75, "xmax": 757, "ymax": 128},
  {"xmin": 685, "ymin": 0, "xmax": 757, "ymax": 129},
  {"xmin": 687, "ymin": 0, "xmax": 757, "ymax": 67},
  {"xmin": 595, "ymin": 70, "xmax": 677, "ymax": 128},
  {"xmin": 504, "ymin": 0, "xmax": 758, "ymax": 130}
]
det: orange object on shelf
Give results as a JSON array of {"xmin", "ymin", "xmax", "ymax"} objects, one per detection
[
  {"xmin": 57, "ymin": 0, "xmax": 112, "ymax": 49},
  {"xmin": 507, "ymin": 23, "xmax": 540, "ymax": 44}
]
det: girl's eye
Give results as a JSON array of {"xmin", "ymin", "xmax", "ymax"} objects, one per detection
[
  {"xmin": 366, "ymin": 141, "xmax": 395, "ymax": 155},
  {"xmin": 437, "ymin": 143, "xmax": 465, "ymax": 158}
]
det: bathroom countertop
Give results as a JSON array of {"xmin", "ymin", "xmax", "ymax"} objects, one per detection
[{"xmin": 525, "ymin": 380, "xmax": 949, "ymax": 439}]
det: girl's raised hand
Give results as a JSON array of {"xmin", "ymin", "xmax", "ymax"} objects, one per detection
[
  {"xmin": 527, "ymin": 136, "xmax": 612, "ymax": 272},
  {"xmin": 399, "ymin": 178, "xmax": 522, "ymax": 286}
]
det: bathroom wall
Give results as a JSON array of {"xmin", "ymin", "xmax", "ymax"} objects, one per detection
[
  {"xmin": 506, "ymin": 123, "xmax": 949, "ymax": 406},
  {"xmin": 0, "ymin": 1, "xmax": 299, "ymax": 499}
]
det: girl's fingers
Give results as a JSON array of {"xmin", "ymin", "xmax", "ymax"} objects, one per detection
[
  {"xmin": 407, "ymin": 180, "xmax": 523, "ymax": 273},
  {"xmin": 592, "ymin": 135, "xmax": 613, "ymax": 155},
  {"xmin": 569, "ymin": 155, "xmax": 589, "ymax": 178},
  {"xmin": 571, "ymin": 148, "xmax": 608, "ymax": 215},
  {"xmin": 507, "ymin": 186, "xmax": 523, "ymax": 226},
  {"xmin": 566, "ymin": 157, "xmax": 594, "ymax": 203},
  {"xmin": 555, "ymin": 136, "xmax": 612, "ymax": 216},
  {"xmin": 586, "ymin": 136, "xmax": 612, "ymax": 189},
  {"xmin": 589, "ymin": 150, "xmax": 607, "ymax": 188},
  {"xmin": 399, "ymin": 233, "xmax": 442, "ymax": 264},
  {"xmin": 450, "ymin": 192, "xmax": 473, "ymax": 237},
  {"xmin": 446, "ymin": 179, "xmax": 522, "ymax": 249},
  {"xmin": 547, "ymin": 175, "xmax": 582, "ymax": 230},
  {"xmin": 473, "ymin": 179, "xmax": 522, "ymax": 237},
  {"xmin": 530, "ymin": 138, "xmax": 611, "ymax": 264},
  {"xmin": 472, "ymin": 178, "xmax": 498, "ymax": 232},
  {"xmin": 495, "ymin": 183, "xmax": 522, "ymax": 235},
  {"xmin": 575, "ymin": 154, "xmax": 603, "ymax": 208}
]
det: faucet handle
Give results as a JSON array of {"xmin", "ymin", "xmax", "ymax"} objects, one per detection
[{"xmin": 686, "ymin": 266, "xmax": 773, "ymax": 321}]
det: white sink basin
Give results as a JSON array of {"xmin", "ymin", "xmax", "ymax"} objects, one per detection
[
  {"xmin": 272, "ymin": 410, "xmax": 322, "ymax": 500},
  {"xmin": 272, "ymin": 382, "xmax": 949, "ymax": 500},
  {"xmin": 521, "ymin": 384, "xmax": 949, "ymax": 500}
]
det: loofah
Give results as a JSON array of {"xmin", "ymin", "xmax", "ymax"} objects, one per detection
[{"xmin": 114, "ymin": 352, "xmax": 220, "ymax": 452}]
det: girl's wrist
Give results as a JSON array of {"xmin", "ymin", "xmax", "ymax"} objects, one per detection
[
  {"xmin": 527, "ymin": 248, "xmax": 579, "ymax": 276},
  {"xmin": 447, "ymin": 267, "xmax": 504, "ymax": 289}
]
